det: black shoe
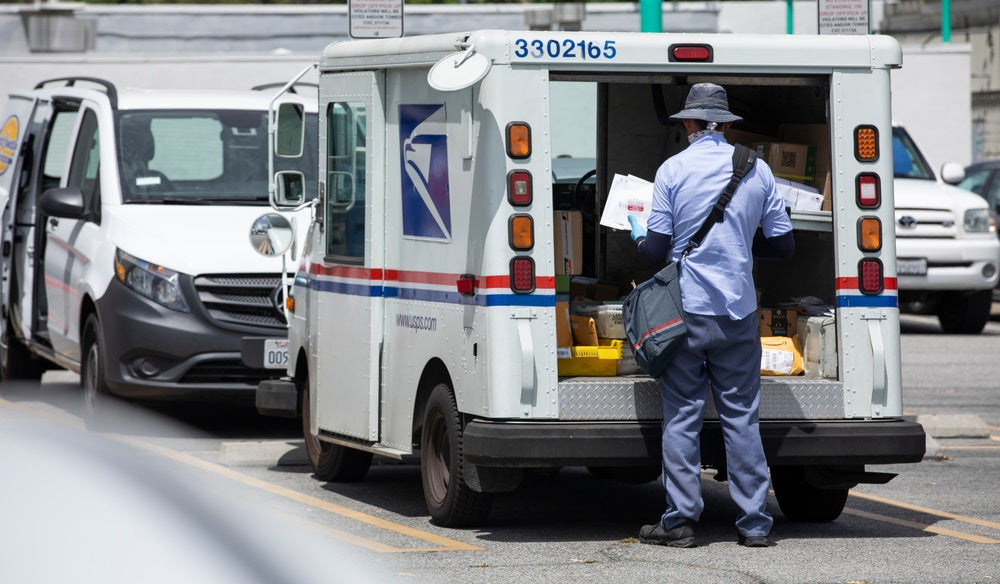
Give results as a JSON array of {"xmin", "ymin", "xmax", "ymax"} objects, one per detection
[
  {"xmin": 638, "ymin": 521, "xmax": 696, "ymax": 548},
  {"xmin": 737, "ymin": 533, "xmax": 770, "ymax": 548}
]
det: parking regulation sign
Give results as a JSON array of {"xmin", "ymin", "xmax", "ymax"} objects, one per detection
[
  {"xmin": 349, "ymin": 0, "xmax": 403, "ymax": 39},
  {"xmin": 818, "ymin": 0, "xmax": 870, "ymax": 35}
]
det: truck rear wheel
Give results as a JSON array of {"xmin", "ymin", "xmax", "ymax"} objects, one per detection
[
  {"xmin": 771, "ymin": 465, "xmax": 848, "ymax": 522},
  {"xmin": 937, "ymin": 289, "xmax": 992, "ymax": 334},
  {"xmin": 300, "ymin": 373, "xmax": 372, "ymax": 482},
  {"xmin": 420, "ymin": 383, "xmax": 492, "ymax": 527}
]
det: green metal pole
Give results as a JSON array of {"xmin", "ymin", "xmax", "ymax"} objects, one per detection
[
  {"xmin": 786, "ymin": 0, "xmax": 794, "ymax": 34},
  {"xmin": 942, "ymin": 0, "xmax": 951, "ymax": 42},
  {"xmin": 640, "ymin": 0, "xmax": 662, "ymax": 33}
]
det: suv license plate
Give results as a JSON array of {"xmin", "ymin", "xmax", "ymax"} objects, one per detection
[
  {"xmin": 897, "ymin": 258, "xmax": 928, "ymax": 275},
  {"xmin": 263, "ymin": 339, "xmax": 289, "ymax": 369}
]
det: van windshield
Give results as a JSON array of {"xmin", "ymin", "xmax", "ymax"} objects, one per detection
[
  {"xmin": 116, "ymin": 110, "xmax": 317, "ymax": 204},
  {"xmin": 891, "ymin": 126, "xmax": 935, "ymax": 181}
]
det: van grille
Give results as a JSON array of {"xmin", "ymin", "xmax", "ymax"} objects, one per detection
[{"xmin": 193, "ymin": 274, "xmax": 287, "ymax": 329}]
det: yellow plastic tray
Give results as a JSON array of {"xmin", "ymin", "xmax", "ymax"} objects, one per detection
[{"xmin": 558, "ymin": 339, "xmax": 623, "ymax": 377}]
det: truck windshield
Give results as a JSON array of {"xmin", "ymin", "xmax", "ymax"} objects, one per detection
[
  {"xmin": 891, "ymin": 126, "xmax": 935, "ymax": 181},
  {"xmin": 116, "ymin": 110, "xmax": 318, "ymax": 204}
]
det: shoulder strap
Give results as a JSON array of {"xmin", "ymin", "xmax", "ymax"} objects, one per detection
[{"xmin": 682, "ymin": 144, "xmax": 757, "ymax": 257}]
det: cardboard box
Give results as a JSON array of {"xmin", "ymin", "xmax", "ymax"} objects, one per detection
[
  {"xmin": 752, "ymin": 141, "xmax": 816, "ymax": 186},
  {"xmin": 780, "ymin": 123, "xmax": 831, "ymax": 185},
  {"xmin": 726, "ymin": 127, "xmax": 775, "ymax": 148},
  {"xmin": 554, "ymin": 210, "xmax": 583, "ymax": 275},
  {"xmin": 570, "ymin": 315, "xmax": 599, "ymax": 346},
  {"xmin": 819, "ymin": 170, "xmax": 832, "ymax": 211},
  {"xmin": 556, "ymin": 301, "xmax": 573, "ymax": 348},
  {"xmin": 569, "ymin": 277, "xmax": 620, "ymax": 301},
  {"xmin": 775, "ymin": 177, "xmax": 823, "ymax": 211},
  {"xmin": 759, "ymin": 307, "xmax": 798, "ymax": 337}
]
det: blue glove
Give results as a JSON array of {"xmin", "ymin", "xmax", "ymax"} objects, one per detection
[{"xmin": 627, "ymin": 215, "xmax": 647, "ymax": 241}]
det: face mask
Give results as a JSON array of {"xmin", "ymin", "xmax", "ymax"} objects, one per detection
[{"xmin": 688, "ymin": 121, "xmax": 721, "ymax": 144}]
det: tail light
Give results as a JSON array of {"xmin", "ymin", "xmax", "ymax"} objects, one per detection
[
  {"xmin": 858, "ymin": 217, "xmax": 882, "ymax": 252},
  {"xmin": 508, "ymin": 170, "xmax": 533, "ymax": 206},
  {"xmin": 858, "ymin": 258, "xmax": 884, "ymax": 294},
  {"xmin": 456, "ymin": 274, "xmax": 476, "ymax": 296},
  {"xmin": 509, "ymin": 214, "xmax": 534, "ymax": 251},
  {"xmin": 668, "ymin": 44, "xmax": 713, "ymax": 62},
  {"xmin": 506, "ymin": 123, "xmax": 531, "ymax": 159},
  {"xmin": 510, "ymin": 257, "xmax": 535, "ymax": 293},
  {"xmin": 856, "ymin": 173, "xmax": 881, "ymax": 209},
  {"xmin": 854, "ymin": 125, "xmax": 879, "ymax": 162}
]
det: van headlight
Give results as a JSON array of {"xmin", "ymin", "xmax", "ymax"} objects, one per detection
[
  {"xmin": 964, "ymin": 209, "xmax": 993, "ymax": 233},
  {"xmin": 114, "ymin": 249, "xmax": 189, "ymax": 312}
]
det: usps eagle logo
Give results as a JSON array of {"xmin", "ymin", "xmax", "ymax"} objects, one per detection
[
  {"xmin": 0, "ymin": 116, "xmax": 19, "ymax": 176},
  {"xmin": 399, "ymin": 104, "xmax": 451, "ymax": 240}
]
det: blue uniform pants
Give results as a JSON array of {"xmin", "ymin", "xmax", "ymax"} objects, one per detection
[{"xmin": 657, "ymin": 311, "xmax": 774, "ymax": 537}]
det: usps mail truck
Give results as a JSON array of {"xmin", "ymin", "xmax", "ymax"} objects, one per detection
[{"xmin": 257, "ymin": 30, "xmax": 926, "ymax": 526}]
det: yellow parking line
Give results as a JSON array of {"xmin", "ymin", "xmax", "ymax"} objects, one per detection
[
  {"xmin": 850, "ymin": 491, "xmax": 1000, "ymax": 534},
  {"xmin": 112, "ymin": 434, "xmax": 485, "ymax": 553},
  {"xmin": 843, "ymin": 508, "xmax": 1000, "ymax": 544},
  {"xmin": 941, "ymin": 444, "xmax": 1000, "ymax": 450}
]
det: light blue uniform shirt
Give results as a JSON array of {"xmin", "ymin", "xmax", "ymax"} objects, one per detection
[{"xmin": 646, "ymin": 133, "xmax": 792, "ymax": 320}]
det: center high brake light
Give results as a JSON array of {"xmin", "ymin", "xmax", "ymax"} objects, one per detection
[{"xmin": 668, "ymin": 44, "xmax": 713, "ymax": 62}]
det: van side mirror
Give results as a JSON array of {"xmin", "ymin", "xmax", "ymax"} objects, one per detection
[
  {"xmin": 275, "ymin": 102, "xmax": 305, "ymax": 158},
  {"xmin": 38, "ymin": 187, "xmax": 87, "ymax": 220},
  {"xmin": 274, "ymin": 171, "xmax": 306, "ymax": 207}
]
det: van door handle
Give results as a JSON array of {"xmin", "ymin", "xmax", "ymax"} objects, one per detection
[{"xmin": 48, "ymin": 217, "xmax": 58, "ymax": 228}]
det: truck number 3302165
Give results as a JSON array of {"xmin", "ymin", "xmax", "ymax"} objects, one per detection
[{"xmin": 513, "ymin": 38, "xmax": 617, "ymax": 60}]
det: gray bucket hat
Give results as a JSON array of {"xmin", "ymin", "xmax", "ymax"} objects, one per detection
[{"xmin": 669, "ymin": 83, "xmax": 743, "ymax": 123}]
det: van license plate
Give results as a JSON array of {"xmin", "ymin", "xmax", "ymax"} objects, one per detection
[
  {"xmin": 897, "ymin": 258, "xmax": 927, "ymax": 275},
  {"xmin": 263, "ymin": 339, "xmax": 289, "ymax": 369}
]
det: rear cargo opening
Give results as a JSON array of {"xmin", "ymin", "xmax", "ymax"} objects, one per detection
[{"xmin": 549, "ymin": 73, "xmax": 843, "ymax": 422}]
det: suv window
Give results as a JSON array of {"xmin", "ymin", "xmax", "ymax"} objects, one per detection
[
  {"xmin": 116, "ymin": 110, "xmax": 317, "ymax": 204},
  {"xmin": 892, "ymin": 127, "xmax": 935, "ymax": 180}
]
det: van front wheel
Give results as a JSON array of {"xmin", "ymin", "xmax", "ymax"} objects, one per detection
[{"xmin": 420, "ymin": 383, "xmax": 492, "ymax": 527}]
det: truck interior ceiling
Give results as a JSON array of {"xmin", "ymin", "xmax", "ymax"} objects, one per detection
[{"xmin": 549, "ymin": 73, "xmax": 836, "ymax": 307}]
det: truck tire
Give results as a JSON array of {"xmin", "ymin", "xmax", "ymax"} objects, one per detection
[
  {"xmin": 300, "ymin": 372, "xmax": 372, "ymax": 482},
  {"xmin": 937, "ymin": 289, "xmax": 992, "ymax": 334},
  {"xmin": 770, "ymin": 465, "xmax": 848, "ymax": 522},
  {"xmin": 420, "ymin": 382, "xmax": 493, "ymax": 527},
  {"xmin": 1, "ymin": 322, "xmax": 46, "ymax": 381}
]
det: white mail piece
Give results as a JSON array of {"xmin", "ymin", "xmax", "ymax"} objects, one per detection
[{"xmin": 600, "ymin": 173, "xmax": 654, "ymax": 231}]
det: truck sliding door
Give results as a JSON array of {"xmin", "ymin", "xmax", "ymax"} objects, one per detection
[{"xmin": 313, "ymin": 71, "xmax": 385, "ymax": 442}]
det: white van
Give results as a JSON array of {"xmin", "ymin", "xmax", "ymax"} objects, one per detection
[{"xmin": 0, "ymin": 77, "xmax": 315, "ymax": 412}]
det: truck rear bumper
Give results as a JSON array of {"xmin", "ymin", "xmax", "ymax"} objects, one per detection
[{"xmin": 463, "ymin": 418, "xmax": 926, "ymax": 468}]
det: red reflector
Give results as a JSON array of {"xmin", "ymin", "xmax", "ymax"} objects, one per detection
[
  {"xmin": 510, "ymin": 257, "xmax": 535, "ymax": 293},
  {"xmin": 669, "ymin": 44, "xmax": 713, "ymax": 62},
  {"xmin": 857, "ymin": 173, "xmax": 880, "ymax": 209},
  {"xmin": 859, "ymin": 259, "xmax": 884, "ymax": 295},
  {"xmin": 508, "ymin": 170, "xmax": 533, "ymax": 206},
  {"xmin": 457, "ymin": 274, "xmax": 476, "ymax": 296}
]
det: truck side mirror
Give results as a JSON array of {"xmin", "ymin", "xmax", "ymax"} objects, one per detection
[
  {"xmin": 275, "ymin": 102, "xmax": 305, "ymax": 158},
  {"xmin": 274, "ymin": 171, "xmax": 306, "ymax": 206},
  {"xmin": 38, "ymin": 187, "xmax": 87, "ymax": 220},
  {"xmin": 249, "ymin": 212, "xmax": 295, "ymax": 257},
  {"xmin": 940, "ymin": 162, "xmax": 965, "ymax": 185}
]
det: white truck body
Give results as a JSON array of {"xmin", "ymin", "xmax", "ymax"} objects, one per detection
[
  {"xmin": 0, "ymin": 80, "xmax": 314, "ymax": 409},
  {"xmin": 259, "ymin": 30, "xmax": 926, "ymax": 526}
]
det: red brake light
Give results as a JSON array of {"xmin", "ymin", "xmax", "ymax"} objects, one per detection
[
  {"xmin": 510, "ymin": 257, "xmax": 535, "ymax": 293},
  {"xmin": 857, "ymin": 173, "xmax": 880, "ymax": 209},
  {"xmin": 859, "ymin": 258, "xmax": 884, "ymax": 295},
  {"xmin": 668, "ymin": 44, "xmax": 713, "ymax": 62},
  {"xmin": 457, "ymin": 274, "xmax": 476, "ymax": 296},
  {"xmin": 508, "ymin": 170, "xmax": 533, "ymax": 206}
]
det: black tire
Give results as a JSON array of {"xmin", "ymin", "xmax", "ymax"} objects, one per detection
[
  {"xmin": 587, "ymin": 465, "xmax": 662, "ymax": 484},
  {"xmin": 937, "ymin": 289, "xmax": 992, "ymax": 334},
  {"xmin": 771, "ymin": 465, "xmax": 849, "ymax": 522},
  {"xmin": 300, "ymin": 373, "xmax": 372, "ymax": 482},
  {"xmin": 81, "ymin": 314, "xmax": 115, "ymax": 425},
  {"xmin": 420, "ymin": 383, "xmax": 493, "ymax": 527},
  {"xmin": 1, "ymin": 321, "xmax": 46, "ymax": 382}
]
